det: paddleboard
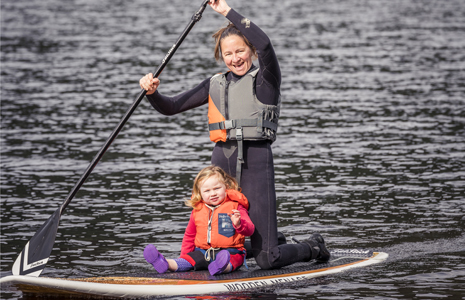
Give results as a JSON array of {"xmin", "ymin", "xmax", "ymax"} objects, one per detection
[{"xmin": 1, "ymin": 249, "xmax": 388, "ymax": 298}]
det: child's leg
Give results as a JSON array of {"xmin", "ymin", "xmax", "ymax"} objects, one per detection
[
  {"xmin": 173, "ymin": 258, "xmax": 193, "ymax": 272},
  {"xmin": 229, "ymin": 252, "xmax": 246, "ymax": 271},
  {"xmin": 144, "ymin": 245, "xmax": 194, "ymax": 272},
  {"xmin": 166, "ymin": 259, "xmax": 179, "ymax": 271},
  {"xmin": 181, "ymin": 250, "xmax": 209, "ymax": 271}
]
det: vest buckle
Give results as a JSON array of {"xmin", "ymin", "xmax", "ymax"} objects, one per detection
[
  {"xmin": 236, "ymin": 127, "xmax": 243, "ymax": 141},
  {"xmin": 224, "ymin": 120, "xmax": 235, "ymax": 130}
]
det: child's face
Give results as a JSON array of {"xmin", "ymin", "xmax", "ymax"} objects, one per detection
[{"xmin": 200, "ymin": 175, "xmax": 227, "ymax": 206}]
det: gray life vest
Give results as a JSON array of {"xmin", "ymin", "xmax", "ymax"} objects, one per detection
[{"xmin": 207, "ymin": 68, "xmax": 280, "ymax": 185}]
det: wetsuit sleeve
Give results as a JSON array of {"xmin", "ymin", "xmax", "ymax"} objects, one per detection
[
  {"xmin": 233, "ymin": 204, "xmax": 255, "ymax": 237},
  {"xmin": 146, "ymin": 78, "xmax": 210, "ymax": 116},
  {"xmin": 180, "ymin": 211, "xmax": 196, "ymax": 256},
  {"xmin": 226, "ymin": 9, "xmax": 281, "ymax": 105}
]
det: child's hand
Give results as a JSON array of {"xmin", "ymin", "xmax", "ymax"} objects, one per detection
[{"xmin": 228, "ymin": 209, "xmax": 241, "ymax": 227}]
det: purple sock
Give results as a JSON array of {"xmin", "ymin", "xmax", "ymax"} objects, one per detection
[{"xmin": 174, "ymin": 258, "xmax": 193, "ymax": 272}]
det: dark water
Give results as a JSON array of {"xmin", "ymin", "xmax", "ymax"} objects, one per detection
[{"xmin": 1, "ymin": 0, "xmax": 464, "ymax": 299}]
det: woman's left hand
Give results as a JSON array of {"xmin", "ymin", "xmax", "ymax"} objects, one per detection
[
  {"xmin": 228, "ymin": 209, "xmax": 241, "ymax": 227},
  {"xmin": 209, "ymin": 0, "xmax": 231, "ymax": 17}
]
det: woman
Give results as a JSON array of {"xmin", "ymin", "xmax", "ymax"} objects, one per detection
[{"xmin": 140, "ymin": 0, "xmax": 329, "ymax": 269}]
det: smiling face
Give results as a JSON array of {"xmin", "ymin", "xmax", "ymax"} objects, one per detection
[
  {"xmin": 200, "ymin": 175, "xmax": 227, "ymax": 206},
  {"xmin": 221, "ymin": 35, "xmax": 254, "ymax": 76}
]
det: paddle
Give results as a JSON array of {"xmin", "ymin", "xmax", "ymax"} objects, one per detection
[{"xmin": 12, "ymin": 0, "xmax": 211, "ymax": 277}]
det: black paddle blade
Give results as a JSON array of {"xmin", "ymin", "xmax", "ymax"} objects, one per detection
[{"xmin": 12, "ymin": 209, "xmax": 61, "ymax": 276}]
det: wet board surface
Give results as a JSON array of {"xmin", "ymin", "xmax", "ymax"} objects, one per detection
[{"xmin": 0, "ymin": 249, "xmax": 388, "ymax": 298}]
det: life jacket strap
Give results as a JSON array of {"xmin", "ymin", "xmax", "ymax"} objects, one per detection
[
  {"xmin": 236, "ymin": 127, "xmax": 244, "ymax": 186},
  {"xmin": 208, "ymin": 118, "xmax": 278, "ymax": 132},
  {"xmin": 209, "ymin": 118, "xmax": 277, "ymax": 187},
  {"xmin": 198, "ymin": 247, "xmax": 246, "ymax": 262}
]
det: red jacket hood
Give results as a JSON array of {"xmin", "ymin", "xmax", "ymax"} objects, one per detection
[{"xmin": 225, "ymin": 189, "xmax": 249, "ymax": 210}]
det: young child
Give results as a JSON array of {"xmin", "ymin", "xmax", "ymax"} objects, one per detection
[{"xmin": 144, "ymin": 165, "xmax": 255, "ymax": 276}]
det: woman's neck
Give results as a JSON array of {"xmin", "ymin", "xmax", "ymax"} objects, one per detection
[{"xmin": 227, "ymin": 64, "xmax": 257, "ymax": 82}]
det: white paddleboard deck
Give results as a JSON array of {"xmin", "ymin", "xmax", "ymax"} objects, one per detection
[{"xmin": 1, "ymin": 249, "xmax": 388, "ymax": 298}]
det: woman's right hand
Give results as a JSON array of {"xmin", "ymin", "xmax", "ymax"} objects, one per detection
[
  {"xmin": 209, "ymin": 0, "xmax": 231, "ymax": 17},
  {"xmin": 139, "ymin": 73, "xmax": 160, "ymax": 95}
]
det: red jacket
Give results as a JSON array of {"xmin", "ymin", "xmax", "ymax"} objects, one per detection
[{"xmin": 180, "ymin": 190, "xmax": 255, "ymax": 256}]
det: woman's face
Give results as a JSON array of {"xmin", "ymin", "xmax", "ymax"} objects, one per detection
[{"xmin": 221, "ymin": 35, "xmax": 253, "ymax": 76}]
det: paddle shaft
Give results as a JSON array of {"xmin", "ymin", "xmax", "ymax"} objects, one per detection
[
  {"xmin": 61, "ymin": 0, "xmax": 210, "ymax": 212},
  {"xmin": 13, "ymin": 0, "xmax": 211, "ymax": 276}
]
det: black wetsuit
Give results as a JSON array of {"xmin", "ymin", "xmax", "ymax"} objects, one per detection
[{"xmin": 147, "ymin": 9, "xmax": 311, "ymax": 269}]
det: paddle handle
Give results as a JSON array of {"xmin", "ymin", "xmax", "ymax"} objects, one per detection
[{"xmin": 61, "ymin": 0, "xmax": 211, "ymax": 212}]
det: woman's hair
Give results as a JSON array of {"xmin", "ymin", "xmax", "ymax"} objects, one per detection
[
  {"xmin": 212, "ymin": 22, "xmax": 257, "ymax": 62},
  {"xmin": 185, "ymin": 165, "xmax": 240, "ymax": 209}
]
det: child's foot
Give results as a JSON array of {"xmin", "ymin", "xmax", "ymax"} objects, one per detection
[
  {"xmin": 208, "ymin": 250, "xmax": 231, "ymax": 275},
  {"xmin": 144, "ymin": 244, "xmax": 169, "ymax": 273}
]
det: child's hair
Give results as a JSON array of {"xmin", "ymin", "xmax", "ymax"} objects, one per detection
[
  {"xmin": 212, "ymin": 22, "xmax": 258, "ymax": 62},
  {"xmin": 185, "ymin": 165, "xmax": 240, "ymax": 209}
]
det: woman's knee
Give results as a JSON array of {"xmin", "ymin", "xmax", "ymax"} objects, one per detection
[
  {"xmin": 254, "ymin": 252, "xmax": 273, "ymax": 270},
  {"xmin": 253, "ymin": 248, "xmax": 282, "ymax": 270}
]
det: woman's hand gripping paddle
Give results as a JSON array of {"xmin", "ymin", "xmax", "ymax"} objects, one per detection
[{"xmin": 12, "ymin": 0, "xmax": 211, "ymax": 277}]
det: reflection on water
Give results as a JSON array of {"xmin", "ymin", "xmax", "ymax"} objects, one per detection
[{"xmin": 1, "ymin": 0, "xmax": 464, "ymax": 299}]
